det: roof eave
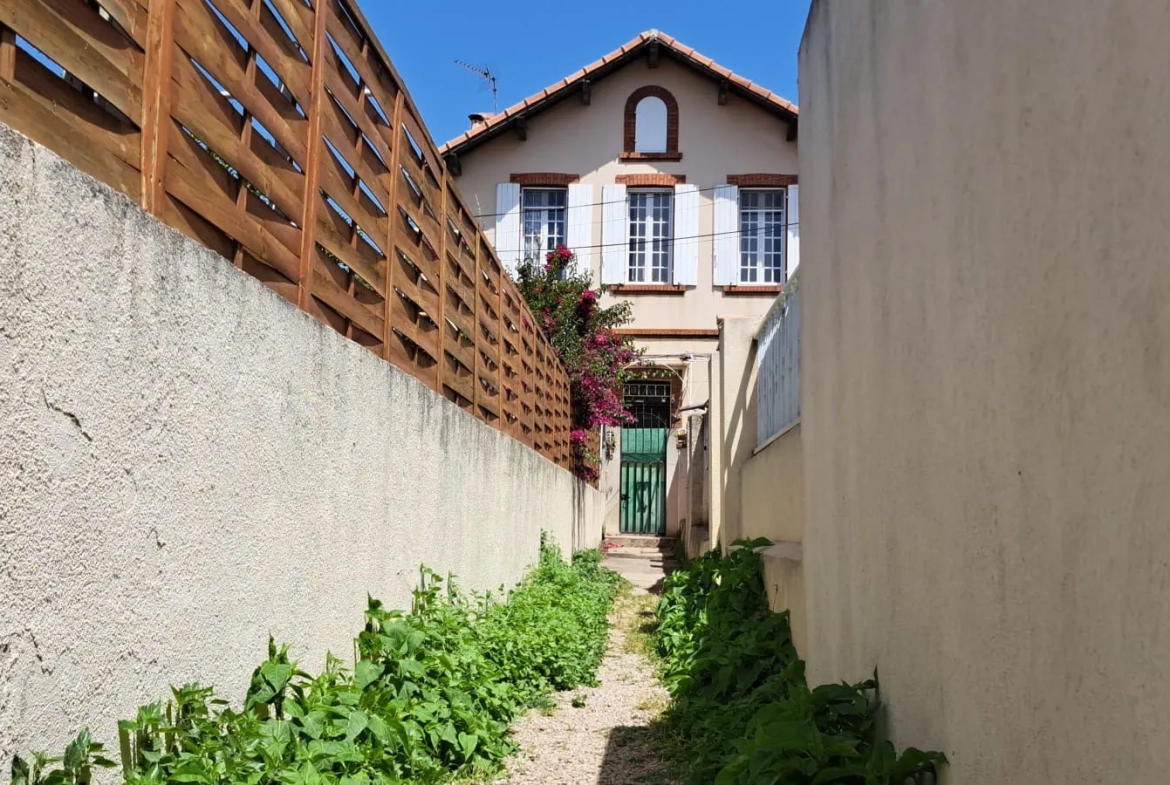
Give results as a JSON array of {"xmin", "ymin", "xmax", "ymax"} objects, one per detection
[{"xmin": 441, "ymin": 43, "xmax": 798, "ymax": 159}]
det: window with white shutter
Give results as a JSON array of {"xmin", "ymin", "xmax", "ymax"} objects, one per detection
[
  {"xmin": 786, "ymin": 185, "xmax": 800, "ymax": 277},
  {"xmin": 566, "ymin": 183, "xmax": 594, "ymax": 278},
  {"xmin": 713, "ymin": 185, "xmax": 740, "ymax": 286},
  {"xmin": 600, "ymin": 184, "xmax": 628, "ymax": 284},
  {"xmin": 494, "ymin": 183, "xmax": 521, "ymax": 274},
  {"xmin": 672, "ymin": 184, "xmax": 699, "ymax": 286}
]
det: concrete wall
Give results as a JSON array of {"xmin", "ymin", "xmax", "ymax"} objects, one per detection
[
  {"xmin": 800, "ymin": 1, "xmax": 1170, "ymax": 781},
  {"xmin": 453, "ymin": 57, "xmax": 797, "ymax": 352},
  {"xmin": 0, "ymin": 125, "xmax": 603, "ymax": 770},
  {"xmin": 740, "ymin": 424, "xmax": 803, "ymax": 543},
  {"xmin": 710, "ymin": 316, "xmax": 763, "ymax": 548},
  {"xmin": 760, "ymin": 542, "xmax": 805, "ymax": 656}
]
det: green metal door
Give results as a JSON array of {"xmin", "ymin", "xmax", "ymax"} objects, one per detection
[{"xmin": 620, "ymin": 382, "xmax": 670, "ymax": 535}]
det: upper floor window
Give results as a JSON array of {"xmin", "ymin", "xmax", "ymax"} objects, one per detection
[
  {"xmin": 622, "ymin": 87, "xmax": 680, "ymax": 160},
  {"xmin": 628, "ymin": 190, "xmax": 673, "ymax": 283},
  {"xmin": 634, "ymin": 97, "xmax": 668, "ymax": 153},
  {"xmin": 739, "ymin": 189, "xmax": 786, "ymax": 284},
  {"xmin": 522, "ymin": 188, "xmax": 567, "ymax": 264}
]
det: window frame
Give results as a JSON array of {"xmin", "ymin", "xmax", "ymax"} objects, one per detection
[
  {"xmin": 621, "ymin": 86, "xmax": 681, "ymax": 161},
  {"xmin": 520, "ymin": 186, "xmax": 568, "ymax": 265},
  {"xmin": 626, "ymin": 188, "xmax": 674, "ymax": 284},
  {"xmin": 737, "ymin": 188, "xmax": 788, "ymax": 285}
]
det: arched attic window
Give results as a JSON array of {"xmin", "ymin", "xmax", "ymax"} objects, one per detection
[
  {"xmin": 635, "ymin": 96, "xmax": 667, "ymax": 152},
  {"xmin": 622, "ymin": 86, "xmax": 681, "ymax": 160}
]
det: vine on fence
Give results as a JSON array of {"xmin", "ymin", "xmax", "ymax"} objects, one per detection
[{"xmin": 517, "ymin": 247, "xmax": 641, "ymax": 481}]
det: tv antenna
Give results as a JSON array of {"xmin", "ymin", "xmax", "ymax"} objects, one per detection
[{"xmin": 455, "ymin": 60, "xmax": 498, "ymax": 114}]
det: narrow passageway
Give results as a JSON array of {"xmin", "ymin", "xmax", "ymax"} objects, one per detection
[{"xmin": 497, "ymin": 539, "xmax": 679, "ymax": 785}]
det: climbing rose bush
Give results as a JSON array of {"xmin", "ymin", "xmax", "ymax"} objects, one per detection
[{"xmin": 517, "ymin": 246, "xmax": 641, "ymax": 481}]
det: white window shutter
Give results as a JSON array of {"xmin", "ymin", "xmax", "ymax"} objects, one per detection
[
  {"xmin": 566, "ymin": 184, "xmax": 594, "ymax": 279},
  {"xmin": 672, "ymin": 184, "xmax": 700, "ymax": 286},
  {"xmin": 494, "ymin": 183, "xmax": 521, "ymax": 275},
  {"xmin": 601, "ymin": 184, "xmax": 627, "ymax": 285},
  {"xmin": 713, "ymin": 185, "xmax": 740, "ymax": 285},
  {"xmin": 786, "ymin": 184, "xmax": 800, "ymax": 278}
]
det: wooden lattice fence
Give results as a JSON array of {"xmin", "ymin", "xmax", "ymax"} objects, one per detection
[{"xmin": 0, "ymin": 0, "xmax": 571, "ymax": 466}]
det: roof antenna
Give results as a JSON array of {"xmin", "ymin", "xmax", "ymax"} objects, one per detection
[{"xmin": 455, "ymin": 60, "xmax": 498, "ymax": 114}]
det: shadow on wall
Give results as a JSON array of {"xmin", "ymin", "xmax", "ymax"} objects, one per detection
[
  {"xmin": 721, "ymin": 323, "xmax": 760, "ymax": 546},
  {"xmin": 572, "ymin": 478, "xmax": 587, "ymax": 551}
]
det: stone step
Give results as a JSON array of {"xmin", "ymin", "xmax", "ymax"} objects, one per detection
[
  {"xmin": 600, "ymin": 555, "xmax": 672, "ymax": 593},
  {"xmin": 602, "ymin": 546, "xmax": 680, "ymax": 561},
  {"xmin": 603, "ymin": 534, "xmax": 680, "ymax": 551}
]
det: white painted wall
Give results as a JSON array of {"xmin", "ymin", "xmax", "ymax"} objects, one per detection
[{"xmin": 0, "ymin": 126, "xmax": 603, "ymax": 770}]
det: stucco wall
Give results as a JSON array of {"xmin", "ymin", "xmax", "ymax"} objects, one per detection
[
  {"xmin": 760, "ymin": 543, "xmax": 805, "ymax": 657},
  {"xmin": 740, "ymin": 425, "xmax": 803, "ymax": 543},
  {"xmin": 452, "ymin": 58, "xmax": 797, "ymax": 353},
  {"xmin": 801, "ymin": 1, "xmax": 1170, "ymax": 781},
  {"xmin": 0, "ymin": 125, "xmax": 603, "ymax": 771},
  {"xmin": 711, "ymin": 315, "xmax": 763, "ymax": 548}
]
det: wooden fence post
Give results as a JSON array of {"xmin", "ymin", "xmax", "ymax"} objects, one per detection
[
  {"xmin": 498, "ymin": 255, "xmax": 507, "ymax": 432},
  {"xmin": 436, "ymin": 168, "xmax": 448, "ymax": 396},
  {"xmin": 296, "ymin": 0, "xmax": 330, "ymax": 309},
  {"xmin": 0, "ymin": 24, "xmax": 16, "ymax": 81},
  {"xmin": 140, "ymin": 0, "xmax": 176, "ymax": 212},
  {"xmin": 472, "ymin": 237, "xmax": 483, "ymax": 419},
  {"xmin": 382, "ymin": 90, "xmax": 405, "ymax": 360}
]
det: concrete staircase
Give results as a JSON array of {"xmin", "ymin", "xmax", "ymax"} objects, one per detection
[{"xmin": 600, "ymin": 535, "xmax": 681, "ymax": 594}]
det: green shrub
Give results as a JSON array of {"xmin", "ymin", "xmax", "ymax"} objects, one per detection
[
  {"xmin": 12, "ymin": 537, "xmax": 622, "ymax": 785},
  {"xmin": 655, "ymin": 540, "xmax": 945, "ymax": 784}
]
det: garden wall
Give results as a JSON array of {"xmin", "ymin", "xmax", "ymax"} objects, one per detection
[
  {"xmin": 800, "ymin": 0, "xmax": 1170, "ymax": 780},
  {"xmin": 0, "ymin": 125, "xmax": 603, "ymax": 771}
]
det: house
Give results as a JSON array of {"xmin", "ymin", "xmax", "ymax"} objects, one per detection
[{"xmin": 441, "ymin": 30, "xmax": 799, "ymax": 545}]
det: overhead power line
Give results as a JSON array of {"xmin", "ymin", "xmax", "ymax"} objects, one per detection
[
  {"xmin": 503, "ymin": 223, "xmax": 800, "ymax": 256},
  {"xmin": 471, "ymin": 182, "xmax": 796, "ymax": 221}
]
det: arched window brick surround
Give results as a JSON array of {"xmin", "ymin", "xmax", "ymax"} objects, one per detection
[{"xmin": 622, "ymin": 86, "xmax": 682, "ymax": 161}]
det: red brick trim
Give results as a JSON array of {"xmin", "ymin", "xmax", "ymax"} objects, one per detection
[
  {"xmin": 722, "ymin": 285, "xmax": 786, "ymax": 295},
  {"xmin": 509, "ymin": 172, "xmax": 580, "ymax": 186},
  {"xmin": 727, "ymin": 174, "xmax": 799, "ymax": 187},
  {"xmin": 615, "ymin": 173, "xmax": 686, "ymax": 187},
  {"xmin": 619, "ymin": 151, "xmax": 684, "ymax": 162},
  {"xmin": 616, "ymin": 328, "xmax": 720, "ymax": 338},
  {"xmin": 623, "ymin": 85, "xmax": 680, "ymax": 155},
  {"xmin": 608, "ymin": 284, "xmax": 688, "ymax": 294}
]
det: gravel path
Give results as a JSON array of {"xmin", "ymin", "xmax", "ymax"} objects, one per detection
[{"xmin": 495, "ymin": 592, "xmax": 678, "ymax": 785}]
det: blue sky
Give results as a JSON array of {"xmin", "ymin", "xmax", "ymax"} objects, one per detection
[{"xmin": 360, "ymin": 0, "xmax": 813, "ymax": 148}]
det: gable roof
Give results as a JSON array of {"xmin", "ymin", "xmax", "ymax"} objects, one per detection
[{"xmin": 440, "ymin": 30, "xmax": 799, "ymax": 157}]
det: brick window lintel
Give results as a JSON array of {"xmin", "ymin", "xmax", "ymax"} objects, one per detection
[
  {"xmin": 615, "ymin": 173, "xmax": 686, "ymax": 187},
  {"xmin": 727, "ymin": 174, "xmax": 799, "ymax": 187},
  {"xmin": 510, "ymin": 172, "xmax": 581, "ymax": 187}
]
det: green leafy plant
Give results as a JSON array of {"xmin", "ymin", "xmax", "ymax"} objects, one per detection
[
  {"xmin": 12, "ymin": 538, "xmax": 624, "ymax": 785},
  {"xmin": 10, "ymin": 731, "xmax": 116, "ymax": 785},
  {"xmin": 655, "ymin": 542, "xmax": 945, "ymax": 784}
]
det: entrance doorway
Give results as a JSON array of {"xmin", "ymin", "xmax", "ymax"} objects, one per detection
[{"xmin": 619, "ymin": 381, "xmax": 670, "ymax": 535}]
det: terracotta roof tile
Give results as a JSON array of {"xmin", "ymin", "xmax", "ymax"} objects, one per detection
[{"xmin": 440, "ymin": 30, "xmax": 798, "ymax": 155}]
